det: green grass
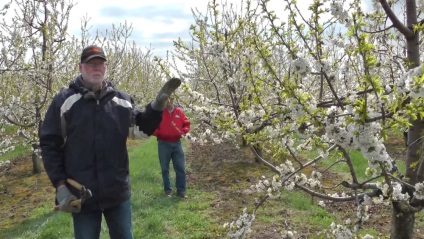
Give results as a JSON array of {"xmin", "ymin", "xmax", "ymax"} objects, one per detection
[
  {"xmin": 1, "ymin": 133, "xmax": 413, "ymax": 238},
  {"xmin": 0, "ymin": 145, "xmax": 31, "ymax": 162},
  {"xmin": 308, "ymin": 148, "xmax": 407, "ymax": 183},
  {"xmin": 3, "ymin": 125, "xmax": 17, "ymax": 134},
  {"xmin": 320, "ymin": 150, "xmax": 369, "ymax": 180},
  {"xmin": 1, "ymin": 138, "xmax": 223, "ymax": 239},
  {"xmin": 280, "ymin": 191, "xmax": 334, "ymax": 228},
  {"xmin": 130, "ymin": 138, "xmax": 222, "ymax": 239},
  {"xmin": 1, "ymin": 125, "xmax": 31, "ymax": 162}
]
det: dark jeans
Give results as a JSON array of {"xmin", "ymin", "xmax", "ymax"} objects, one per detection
[
  {"xmin": 158, "ymin": 140, "xmax": 186, "ymax": 194},
  {"xmin": 72, "ymin": 199, "xmax": 133, "ymax": 239}
]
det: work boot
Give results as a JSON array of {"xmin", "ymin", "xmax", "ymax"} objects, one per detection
[{"xmin": 177, "ymin": 192, "xmax": 187, "ymax": 199}]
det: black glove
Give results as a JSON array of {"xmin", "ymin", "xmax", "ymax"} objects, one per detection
[
  {"xmin": 56, "ymin": 185, "xmax": 81, "ymax": 213},
  {"xmin": 151, "ymin": 78, "xmax": 182, "ymax": 111}
]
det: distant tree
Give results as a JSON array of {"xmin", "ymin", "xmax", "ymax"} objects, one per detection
[
  {"xmin": 0, "ymin": 0, "xmax": 77, "ymax": 173},
  {"xmin": 0, "ymin": 0, "xmax": 163, "ymax": 174},
  {"xmin": 168, "ymin": 0, "xmax": 424, "ymax": 238}
]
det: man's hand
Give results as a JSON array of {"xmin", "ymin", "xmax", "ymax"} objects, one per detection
[
  {"xmin": 151, "ymin": 78, "xmax": 182, "ymax": 111},
  {"xmin": 56, "ymin": 185, "xmax": 81, "ymax": 213}
]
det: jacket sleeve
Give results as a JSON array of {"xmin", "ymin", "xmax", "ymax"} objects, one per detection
[
  {"xmin": 134, "ymin": 102, "xmax": 163, "ymax": 136},
  {"xmin": 39, "ymin": 94, "xmax": 66, "ymax": 188},
  {"xmin": 152, "ymin": 127, "xmax": 159, "ymax": 137},
  {"xmin": 180, "ymin": 110, "xmax": 190, "ymax": 134}
]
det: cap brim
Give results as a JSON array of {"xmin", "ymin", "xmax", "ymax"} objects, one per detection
[{"xmin": 82, "ymin": 55, "xmax": 107, "ymax": 63}]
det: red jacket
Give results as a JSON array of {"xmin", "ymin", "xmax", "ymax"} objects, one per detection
[{"xmin": 153, "ymin": 107, "xmax": 190, "ymax": 142}]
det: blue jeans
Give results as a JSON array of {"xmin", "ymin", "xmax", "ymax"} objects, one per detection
[
  {"xmin": 72, "ymin": 199, "xmax": 133, "ymax": 239},
  {"xmin": 158, "ymin": 140, "xmax": 186, "ymax": 194}
]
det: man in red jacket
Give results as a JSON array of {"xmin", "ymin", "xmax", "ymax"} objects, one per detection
[{"xmin": 153, "ymin": 97, "xmax": 190, "ymax": 198}]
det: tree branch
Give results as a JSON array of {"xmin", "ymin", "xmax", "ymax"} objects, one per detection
[
  {"xmin": 296, "ymin": 184, "xmax": 380, "ymax": 202},
  {"xmin": 249, "ymin": 146, "xmax": 280, "ymax": 174},
  {"xmin": 378, "ymin": 0, "xmax": 414, "ymax": 39}
]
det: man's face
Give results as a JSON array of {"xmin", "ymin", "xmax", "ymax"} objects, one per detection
[{"xmin": 79, "ymin": 58, "xmax": 107, "ymax": 90}]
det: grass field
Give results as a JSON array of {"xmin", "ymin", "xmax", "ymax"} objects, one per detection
[
  {"xmin": 1, "ymin": 138, "xmax": 225, "ymax": 239},
  {"xmin": 1, "ymin": 135, "xmax": 424, "ymax": 238}
]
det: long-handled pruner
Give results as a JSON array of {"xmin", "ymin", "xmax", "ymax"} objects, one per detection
[{"xmin": 54, "ymin": 178, "xmax": 92, "ymax": 211}]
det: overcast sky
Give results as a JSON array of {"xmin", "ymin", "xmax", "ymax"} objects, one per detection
[
  {"xmin": 67, "ymin": 0, "xmax": 379, "ymax": 58},
  {"xmin": 58, "ymin": 0, "xmax": 387, "ymax": 59},
  {"xmin": 68, "ymin": 0, "xmax": 225, "ymax": 57},
  {"xmin": 68, "ymin": 0, "xmax": 327, "ymax": 58}
]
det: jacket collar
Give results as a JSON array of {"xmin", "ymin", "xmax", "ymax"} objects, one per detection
[{"xmin": 69, "ymin": 75, "xmax": 115, "ymax": 100}]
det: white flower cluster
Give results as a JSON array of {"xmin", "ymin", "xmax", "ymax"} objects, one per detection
[
  {"xmin": 281, "ymin": 230, "xmax": 298, "ymax": 239},
  {"xmin": 356, "ymin": 204, "xmax": 370, "ymax": 222},
  {"xmin": 277, "ymin": 160, "xmax": 296, "ymax": 175},
  {"xmin": 328, "ymin": 1, "xmax": 349, "ymax": 24},
  {"xmin": 414, "ymin": 182, "xmax": 424, "ymax": 200},
  {"xmin": 324, "ymin": 220, "xmax": 374, "ymax": 238},
  {"xmin": 325, "ymin": 106, "xmax": 394, "ymax": 173},
  {"xmin": 392, "ymin": 182, "xmax": 410, "ymax": 202},
  {"xmin": 328, "ymin": 192, "xmax": 349, "ymax": 198},
  {"xmin": 254, "ymin": 175, "xmax": 282, "ymax": 199},
  {"xmin": 224, "ymin": 208, "xmax": 255, "ymax": 239},
  {"xmin": 181, "ymin": 84, "xmax": 241, "ymax": 145},
  {"xmin": 309, "ymin": 171, "xmax": 322, "ymax": 189},
  {"xmin": 0, "ymin": 145, "xmax": 15, "ymax": 155},
  {"xmin": 207, "ymin": 43, "xmax": 230, "ymax": 71},
  {"xmin": 238, "ymin": 107, "xmax": 267, "ymax": 131},
  {"xmin": 363, "ymin": 183, "xmax": 390, "ymax": 206},
  {"xmin": 0, "ymin": 136, "xmax": 13, "ymax": 148},
  {"xmin": 252, "ymin": 161, "xmax": 323, "ymax": 198},
  {"xmin": 329, "ymin": 222, "xmax": 352, "ymax": 239},
  {"xmin": 0, "ymin": 160, "xmax": 11, "ymax": 168},
  {"xmin": 183, "ymin": 84, "xmax": 212, "ymax": 104},
  {"xmin": 290, "ymin": 57, "xmax": 311, "ymax": 76},
  {"xmin": 372, "ymin": 195, "xmax": 387, "ymax": 205},
  {"xmin": 324, "ymin": 108, "xmax": 353, "ymax": 148},
  {"xmin": 294, "ymin": 173, "xmax": 308, "ymax": 186},
  {"xmin": 399, "ymin": 65, "xmax": 424, "ymax": 98},
  {"xmin": 320, "ymin": 59, "xmax": 332, "ymax": 72},
  {"xmin": 286, "ymin": 98, "xmax": 312, "ymax": 125},
  {"xmin": 32, "ymin": 147, "xmax": 42, "ymax": 154}
]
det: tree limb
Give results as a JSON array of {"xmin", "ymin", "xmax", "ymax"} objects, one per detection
[{"xmin": 378, "ymin": 0, "xmax": 414, "ymax": 39}]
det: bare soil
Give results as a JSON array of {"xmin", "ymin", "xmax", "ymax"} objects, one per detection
[
  {"xmin": 186, "ymin": 139, "xmax": 424, "ymax": 238},
  {"xmin": 0, "ymin": 156, "xmax": 53, "ymax": 231}
]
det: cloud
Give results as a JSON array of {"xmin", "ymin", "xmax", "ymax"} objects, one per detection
[
  {"xmin": 99, "ymin": 5, "xmax": 192, "ymax": 22},
  {"xmin": 67, "ymin": 1, "xmax": 202, "ymax": 57}
]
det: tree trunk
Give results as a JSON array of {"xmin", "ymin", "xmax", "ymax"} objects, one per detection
[
  {"xmin": 32, "ymin": 143, "xmax": 42, "ymax": 174},
  {"xmin": 406, "ymin": 120, "xmax": 424, "ymax": 183},
  {"xmin": 390, "ymin": 202, "xmax": 415, "ymax": 239},
  {"xmin": 383, "ymin": 0, "xmax": 421, "ymax": 237},
  {"xmin": 32, "ymin": 151, "xmax": 42, "ymax": 174}
]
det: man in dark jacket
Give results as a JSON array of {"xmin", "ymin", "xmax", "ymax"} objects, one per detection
[{"xmin": 39, "ymin": 45, "xmax": 181, "ymax": 239}]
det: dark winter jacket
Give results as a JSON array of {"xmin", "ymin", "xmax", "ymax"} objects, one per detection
[{"xmin": 40, "ymin": 75, "xmax": 162, "ymax": 212}]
